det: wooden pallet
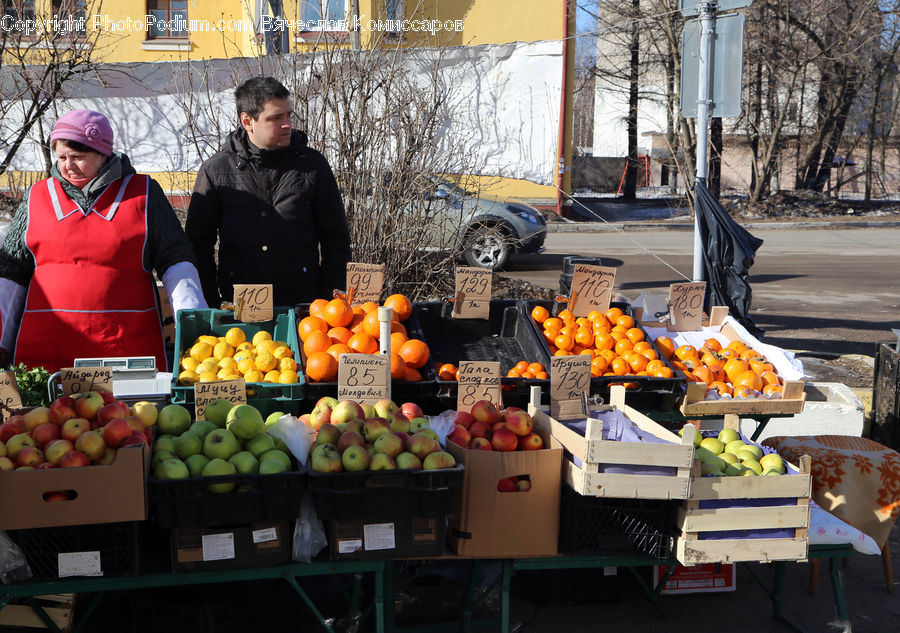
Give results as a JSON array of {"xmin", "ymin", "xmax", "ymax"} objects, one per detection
[
  {"xmin": 529, "ymin": 385, "xmax": 696, "ymax": 500},
  {"xmin": 0, "ymin": 594, "xmax": 75, "ymax": 632},
  {"xmin": 675, "ymin": 415, "xmax": 812, "ymax": 566},
  {"xmin": 680, "ymin": 379, "xmax": 807, "ymax": 416}
]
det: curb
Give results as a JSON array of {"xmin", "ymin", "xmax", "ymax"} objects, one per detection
[{"xmin": 546, "ymin": 219, "xmax": 900, "ymax": 233}]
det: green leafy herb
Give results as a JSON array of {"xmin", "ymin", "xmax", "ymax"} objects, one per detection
[{"xmin": 11, "ymin": 363, "xmax": 52, "ymax": 407}]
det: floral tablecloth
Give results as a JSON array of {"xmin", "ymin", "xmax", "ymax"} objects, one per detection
[{"xmin": 762, "ymin": 435, "xmax": 900, "ymax": 548}]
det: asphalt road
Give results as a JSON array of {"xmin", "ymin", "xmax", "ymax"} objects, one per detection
[{"xmin": 502, "ymin": 225, "xmax": 900, "ymax": 357}]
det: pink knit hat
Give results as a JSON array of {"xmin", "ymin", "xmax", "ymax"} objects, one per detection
[{"xmin": 49, "ymin": 110, "xmax": 114, "ymax": 156}]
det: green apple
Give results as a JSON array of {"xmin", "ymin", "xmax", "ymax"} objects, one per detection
[
  {"xmin": 228, "ymin": 450, "xmax": 259, "ymax": 474},
  {"xmin": 735, "ymin": 449, "xmax": 758, "ymax": 463},
  {"xmin": 225, "ymin": 404, "xmax": 265, "ymax": 440},
  {"xmin": 759, "ymin": 453, "xmax": 785, "ymax": 474},
  {"xmin": 700, "ymin": 461, "xmax": 725, "ymax": 476},
  {"xmin": 762, "ymin": 468, "xmax": 783, "ymax": 476},
  {"xmin": 719, "ymin": 452, "xmax": 739, "ymax": 465},
  {"xmin": 724, "ymin": 462, "xmax": 746, "ymax": 477},
  {"xmin": 699, "ymin": 437, "xmax": 725, "ymax": 455},
  {"xmin": 678, "ymin": 425, "xmax": 702, "ymax": 447},
  {"xmin": 245, "ymin": 433, "xmax": 276, "ymax": 458},
  {"xmin": 717, "ymin": 428, "xmax": 741, "ymax": 444},
  {"xmin": 259, "ymin": 458, "xmax": 288, "ymax": 474},
  {"xmin": 204, "ymin": 398, "xmax": 235, "ymax": 428},
  {"xmin": 695, "ymin": 447, "xmax": 727, "ymax": 473},
  {"xmin": 742, "ymin": 459, "xmax": 763, "ymax": 475},
  {"xmin": 742, "ymin": 444, "xmax": 764, "ymax": 461},
  {"xmin": 155, "ymin": 457, "xmax": 189, "ymax": 480},
  {"xmin": 741, "ymin": 468, "xmax": 758, "ymax": 477},
  {"xmin": 725, "ymin": 440, "xmax": 748, "ymax": 455},
  {"xmin": 203, "ymin": 428, "xmax": 240, "ymax": 460},
  {"xmin": 152, "ymin": 449, "xmax": 177, "ymax": 469},
  {"xmin": 189, "ymin": 420, "xmax": 217, "ymax": 441},
  {"xmin": 264, "ymin": 411, "xmax": 286, "ymax": 427},
  {"xmin": 154, "ymin": 434, "xmax": 177, "ymax": 456},
  {"xmin": 175, "ymin": 431, "xmax": 202, "ymax": 459},
  {"xmin": 184, "ymin": 453, "xmax": 210, "ymax": 478},
  {"xmin": 202, "ymin": 458, "xmax": 237, "ymax": 493},
  {"xmin": 157, "ymin": 404, "xmax": 192, "ymax": 436},
  {"xmin": 272, "ymin": 436, "xmax": 289, "ymax": 453},
  {"xmin": 259, "ymin": 449, "xmax": 291, "ymax": 470}
]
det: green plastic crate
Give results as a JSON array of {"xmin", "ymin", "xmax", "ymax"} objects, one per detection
[{"xmin": 171, "ymin": 309, "xmax": 304, "ymax": 404}]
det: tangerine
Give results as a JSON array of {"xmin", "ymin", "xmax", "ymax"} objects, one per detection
[
  {"xmin": 531, "ymin": 305, "xmax": 550, "ymax": 324},
  {"xmin": 625, "ymin": 327, "xmax": 645, "ymax": 344},
  {"xmin": 610, "ymin": 357, "xmax": 630, "ymax": 376},
  {"xmin": 615, "ymin": 314, "xmax": 635, "ymax": 329},
  {"xmin": 605, "ymin": 306, "xmax": 624, "ymax": 322},
  {"xmin": 543, "ymin": 317, "xmax": 563, "ymax": 332},
  {"xmin": 575, "ymin": 328, "xmax": 594, "ymax": 347},
  {"xmin": 527, "ymin": 362, "xmax": 545, "ymax": 375},
  {"xmin": 306, "ymin": 351, "xmax": 338, "ymax": 381},
  {"xmin": 557, "ymin": 309, "xmax": 575, "ymax": 324},
  {"xmin": 614, "ymin": 338, "xmax": 634, "ymax": 355},
  {"xmin": 590, "ymin": 356, "xmax": 609, "ymax": 377},
  {"xmin": 554, "ymin": 333, "xmax": 575, "ymax": 351},
  {"xmin": 514, "ymin": 360, "xmax": 530, "ymax": 373},
  {"xmin": 507, "ymin": 369, "xmax": 522, "ymax": 378}
]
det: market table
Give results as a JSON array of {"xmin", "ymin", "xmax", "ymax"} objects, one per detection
[{"xmin": 0, "ymin": 559, "xmax": 387, "ymax": 633}]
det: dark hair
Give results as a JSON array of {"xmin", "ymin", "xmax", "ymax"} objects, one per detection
[
  {"xmin": 52, "ymin": 138, "xmax": 102, "ymax": 155},
  {"xmin": 235, "ymin": 77, "xmax": 290, "ymax": 120}
]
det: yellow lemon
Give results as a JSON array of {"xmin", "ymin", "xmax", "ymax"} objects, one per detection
[
  {"xmin": 198, "ymin": 371, "xmax": 220, "ymax": 382},
  {"xmin": 255, "ymin": 351, "xmax": 277, "ymax": 373},
  {"xmin": 213, "ymin": 341, "xmax": 235, "ymax": 360},
  {"xmin": 272, "ymin": 340, "xmax": 290, "ymax": 349},
  {"xmin": 198, "ymin": 335, "xmax": 219, "ymax": 346},
  {"xmin": 278, "ymin": 370, "xmax": 299, "ymax": 384},
  {"xmin": 225, "ymin": 327, "xmax": 247, "ymax": 347},
  {"xmin": 233, "ymin": 351, "xmax": 255, "ymax": 364},
  {"xmin": 189, "ymin": 342, "xmax": 213, "ymax": 362},
  {"xmin": 272, "ymin": 345, "xmax": 293, "ymax": 360},
  {"xmin": 278, "ymin": 357, "xmax": 297, "ymax": 372},
  {"xmin": 237, "ymin": 358, "xmax": 256, "ymax": 375},
  {"xmin": 218, "ymin": 357, "xmax": 238, "ymax": 371},
  {"xmin": 181, "ymin": 356, "xmax": 200, "ymax": 372},
  {"xmin": 252, "ymin": 330, "xmax": 272, "ymax": 345},
  {"xmin": 217, "ymin": 368, "xmax": 235, "ymax": 380},
  {"xmin": 177, "ymin": 370, "xmax": 198, "ymax": 385},
  {"xmin": 236, "ymin": 342, "xmax": 254, "ymax": 353},
  {"xmin": 196, "ymin": 359, "xmax": 219, "ymax": 375},
  {"xmin": 263, "ymin": 370, "xmax": 281, "ymax": 383},
  {"xmin": 244, "ymin": 369, "xmax": 264, "ymax": 383},
  {"xmin": 255, "ymin": 339, "xmax": 278, "ymax": 354}
]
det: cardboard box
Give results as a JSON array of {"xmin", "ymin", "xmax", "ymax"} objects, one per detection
[
  {"xmin": 653, "ymin": 563, "xmax": 736, "ymax": 594},
  {"xmin": 327, "ymin": 516, "xmax": 446, "ymax": 560},
  {"xmin": 447, "ymin": 428, "xmax": 562, "ymax": 557},
  {"xmin": 171, "ymin": 521, "xmax": 291, "ymax": 572},
  {"xmin": 0, "ymin": 444, "xmax": 148, "ymax": 530}
]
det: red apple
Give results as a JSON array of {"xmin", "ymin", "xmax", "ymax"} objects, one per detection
[
  {"xmin": 43, "ymin": 491, "xmax": 68, "ymax": 500},
  {"xmin": 102, "ymin": 418, "xmax": 132, "ymax": 448},
  {"xmin": 97, "ymin": 402, "xmax": 130, "ymax": 427},
  {"xmin": 124, "ymin": 416, "xmax": 145, "ymax": 434},
  {"xmin": 16, "ymin": 446, "xmax": 45, "ymax": 468},
  {"xmin": 492, "ymin": 421, "xmax": 507, "ymax": 433},
  {"xmin": 100, "ymin": 392, "xmax": 118, "ymax": 404},
  {"xmin": 5, "ymin": 433, "xmax": 35, "ymax": 460},
  {"xmin": 59, "ymin": 450, "xmax": 91, "ymax": 468},
  {"xmin": 61, "ymin": 418, "xmax": 90, "ymax": 443},
  {"xmin": 98, "ymin": 446, "xmax": 117, "ymax": 465},
  {"xmin": 0, "ymin": 456, "xmax": 14, "ymax": 470},
  {"xmin": 0, "ymin": 417, "xmax": 26, "ymax": 443},
  {"xmin": 121, "ymin": 431, "xmax": 148, "ymax": 447},
  {"xmin": 31, "ymin": 422, "xmax": 61, "ymax": 448},
  {"xmin": 504, "ymin": 410, "xmax": 534, "ymax": 437},
  {"xmin": 44, "ymin": 439, "xmax": 75, "ymax": 465},
  {"xmin": 468, "ymin": 437, "xmax": 493, "ymax": 451},
  {"xmin": 453, "ymin": 410, "xmax": 475, "ymax": 428},
  {"xmin": 36, "ymin": 462, "xmax": 58, "ymax": 469},
  {"xmin": 471, "ymin": 400, "xmax": 502, "ymax": 425},
  {"xmin": 73, "ymin": 391, "xmax": 104, "ymax": 421},
  {"xmin": 468, "ymin": 421, "xmax": 491, "ymax": 439},
  {"xmin": 74, "ymin": 430, "xmax": 106, "ymax": 461},
  {"xmin": 448, "ymin": 424, "xmax": 471, "ymax": 447},
  {"xmin": 518, "ymin": 433, "xmax": 544, "ymax": 450},
  {"xmin": 400, "ymin": 402, "xmax": 424, "ymax": 420},
  {"xmin": 503, "ymin": 406, "xmax": 524, "ymax": 416},
  {"xmin": 497, "ymin": 477, "xmax": 517, "ymax": 492},
  {"xmin": 48, "ymin": 397, "xmax": 77, "ymax": 426},
  {"xmin": 491, "ymin": 428, "xmax": 518, "ymax": 452}
]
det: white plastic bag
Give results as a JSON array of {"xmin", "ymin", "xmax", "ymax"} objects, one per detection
[
  {"xmin": 426, "ymin": 410, "xmax": 458, "ymax": 447},
  {"xmin": 266, "ymin": 414, "xmax": 316, "ymax": 466},
  {"xmin": 0, "ymin": 531, "xmax": 31, "ymax": 584},
  {"xmin": 291, "ymin": 491, "xmax": 328, "ymax": 562}
]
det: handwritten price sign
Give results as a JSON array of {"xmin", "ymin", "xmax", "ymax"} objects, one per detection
[
  {"xmin": 338, "ymin": 353, "xmax": 390, "ymax": 404},
  {"xmin": 456, "ymin": 361, "xmax": 501, "ymax": 413},
  {"xmin": 453, "ymin": 266, "xmax": 492, "ymax": 319},
  {"xmin": 550, "ymin": 356, "xmax": 590, "ymax": 420},
  {"xmin": 194, "ymin": 379, "xmax": 247, "ymax": 420},
  {"xmin": 346, "ymin": 262, "xmax": 385, "ymax": 306},
  {"xmin": 60, "ymin": 367, "xmax": 113, "ymax": 395},
  {"xmin": 667, "ymin": 281, "xmax": 706, "ymax": 331},
  {"xmin": 0, "ymin": 371, "xmax": 23, "ymax": 421},
  {"xmin": 569, "ymin": 264, "xmax": 616, "ymax": 317},
  {"xmin": 233, "ymin": 284, "xmax": 273, "ymax": 323}
]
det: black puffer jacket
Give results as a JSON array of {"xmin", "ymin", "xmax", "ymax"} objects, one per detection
[{"xmin": 186, "ymin": 129, "xmax": 351, "ymax": 307}]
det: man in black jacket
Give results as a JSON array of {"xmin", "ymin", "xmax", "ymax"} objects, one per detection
[{"xmin": 186, "ymin": 77, "xmax": 351, "ymax": 308}]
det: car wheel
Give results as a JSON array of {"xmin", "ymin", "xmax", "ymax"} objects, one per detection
[{"xmin": 463, "ymin": 225, "xmax": 510, "ymax": 270}]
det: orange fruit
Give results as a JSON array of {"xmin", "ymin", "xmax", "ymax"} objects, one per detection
[
  {"xmin": 507, "ymin": 369, "xmax": 522, "ymax": 378},
  {"xmin": 598, "ymin": 348, "xmax": 616, "ymax": 363},
  {"xmin": 554, "ymin": 349, "xmax": 572, "ymax": 356},
  {"xmin": 347, "ymin": 332, "xmax": 378, "ymax": 354},
  {"xmin": 590, "ymin": 356, "xmax": 609, "ymax": 377},
  {"xmin": 605, "ymin": 306, "xmax": 624, "ymax": 322},
  {"xmin": 554, "ymin": 333, "xmax": 574, "ymax": 351},
  {"xmin": 543, "ymin": 317, "xmax": 563, "ymax": 332},
  {"xmin": 326, "ymin": 343, "xmax": 351, "ymax": 361},
  {"xmin": 404, "ymin": 366, "xmax": 423, "ymax": 382},
  {"xmin": 615, "ymin": 314, "xmax": 635, "ymax": 329},
  {"xmin": 594, "ymin": 333, "xmax": 615, "ymax": 351},
  {"xmin": 360, "ymin": 301, "xmax": 379, "ymax": 313},
  {"xmin": 762, "ymin": 383, "xmax": 784, "ymax": 395},
  {"xmin": 701, "ymin": 352, "xmax": 724, "ymax": 369},
  {"xmin": 692, "ymin": 366, "xmax": 714, "ymax": 386},
  {"xmin": 574, "ymin": 328, "xmax": 594, "ymax": 348},
  {"xmin": 535, "ymin": 371, "xmax": 549, "ymax": 380},
  {"xmin": 646, "ymin": 359, "xmax": 665, "ymax": 373},
  {"xmin": 531, "ymin": 305, "xmax": 550, "ymax": 324},
  {"xmin": 652, "ymin": 366, "xmax": 674, "ymax": 378},
  {"xmin": 610, "ymin": 357, "xmax": 630, "ymax": 376},
  {"xmin": 704, "ymin": 338, "xmax": 722, "ymax": 352},
  {"xmin": 438, "ymin": 363, "xmax": 458, "ymax": 381},
  {"xmin": 609, "ymin": 325, "xmax": 628, "ymax": 340},
  {"xmin": 557, "ymin": 309, "xmax": 575, "ymax": 325},
  {"xmin": 362, "ymin": 311, "xmax": 382, "ymax": 338},
  {"xmin": 674, "ymin": 345, "xmax": 698, "ymax": 361},
  {"xmin": 514, "ymin": 360, "xmax": 530, "ymax": 373},
  {"xmin": 638, "ymin": 348, "xmax": 659, "ymax": 362},
  {"xmin": 579, "ymin": 348, "xmax": 595, "ymax": 358},
  {"xmin": 656, "ymin": 336, "xmax": 675, "ymax": 360},
  {"xmin": 323, "ymin": 298, "xmax": 354, "ymax": 328},
  {"xmin": 625, "ymin": 327, "xmax": 645, "ymax": 344},
  {"xmin": 527, "ymin": 362, "xmax": 545, "ymax": 375},
  {"xmin": 614, "ymin": 338, "xmax": 634, "ymax": 355},
  {"xmin": 308, "ymin": 298, "xmax": 329, "ymax": 319},
  {"xmin": 383, "ymin": 294, "xmax": 413, "ymax": 322},
  {"xmin": 305, "ymin": 351, "xmax": 338, "ymax": 382},
  {"xmin": 520, "ymin": 370, "xmax": 535, "ymax": 379},
  {"xmin": 303, "ymin": 330, "xmax": 331, "ymax": 357},
  {"xmin": 559, "ymin": 324, "xmax": 578, "ymax": 339},
  {"xmin": 627, "ymin": 354, "xmax": 648, "ymax": 373},
  {"xmin": 391, "ymin": 352, "xmax": 407, "ymax": 380},
  {"xmin": 327, "ymin": 326, "xmax": 353, "ymax": 344},
  {"xmin": 708, "ymin": 380, "xmax": 733, "ymax": 396},
  {"xmin": 390, "ymin": 331, "xmax": 409, "ymax": 351},
  {"xmin": 740, "ymin": 348, "xmax": 762, "ymax": 362},
  {"xmin": 723, "ymin": 358, "xmax": 749, "ymax": 383},
  {"xmin": 750, "ymin": 359, "xmax": 774, "ymax": 375},
  {"xmin": 759, "ymin": 370, "xmax": 782, "ymax": 387},
  {"xmin": 734, "ymin": 370, "xmax": 763, "ymax": 391},
  {"xmin": 398, "ymin": 338, "xmax": 430, "ymax": 369},
  {"xmin": 726, "ymin": 340, "xmax": 748, "ymax": 354},
  {"xmin": 352, "ymin": 306, "xmax": 366, "ymax": 317}
]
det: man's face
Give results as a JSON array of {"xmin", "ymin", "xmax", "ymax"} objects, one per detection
[{"xmin": 241, "ymin": 97, "xmax": 293, "ymax": 149}]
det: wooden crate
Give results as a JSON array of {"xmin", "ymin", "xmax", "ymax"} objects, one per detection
[
  {"xmin": 0, "ymin": 594, "xmax": 74, "ymax": 631},
  {"xmin": 675, "ymin": 415, "xmax": 812, "ymax": 566},
  {"xmin": 529, "ymin": 385, "xmax": 696, "ymax": 500}
]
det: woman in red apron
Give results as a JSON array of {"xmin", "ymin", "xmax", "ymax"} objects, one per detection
[{"xmin": 0, "ymin": 110, "xmax": 206, "ymax": 372}]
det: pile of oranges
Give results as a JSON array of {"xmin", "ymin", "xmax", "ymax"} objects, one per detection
[
  {"xmin": 178, "ymin": 327, "xmax": 299, "ymax": 386},
  {"xmin": 297, "ymin": 294, "xmax": 431, "ymax": 383},
  {"xmin": 530, "ymin": 304, "xmax": 674, "ymax": 381},
  {"xmin": 431, "ymin": 360, "xmax": 549, "ymax": 381},
  {"xmin": 655, "ymin": 335, "xmax": 784, "ymax": 398}
]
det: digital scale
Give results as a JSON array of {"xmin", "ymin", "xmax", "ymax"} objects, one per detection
[{"xmin": 47, "ymin": 356, "xmax": 173, "ymax": 404}]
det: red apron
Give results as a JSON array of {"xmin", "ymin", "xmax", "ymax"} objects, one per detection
[{"xmin": 15, "ymin": 175, "xmax": 167, "ymax": 373}]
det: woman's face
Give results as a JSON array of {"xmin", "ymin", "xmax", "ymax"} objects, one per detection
[{"xmin": 55, "ymin": 143, "xmax": 106, "ymax": 188}]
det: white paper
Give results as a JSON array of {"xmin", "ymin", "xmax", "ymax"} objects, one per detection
[
  {"xmin": 363, "ymin": 523, "xmax": 396, "ymax": 551},
  {"xmin": 201, "ymin": 532, "xmax": 236, "ymax": 561},
  {"xmin": 338, "ymin": 539, "xmax": 363, "ymax": 554},
  {"xmin": 252, "ymin": 527, "xmax": 278, "ymax": 544},
  {"xmin": 57, "ymin": 551, "xmax": 103, "ymax": 578}
]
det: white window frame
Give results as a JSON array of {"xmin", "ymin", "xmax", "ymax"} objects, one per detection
[{"xmin": 298, "ymin": 0, "xmax": 348, "ymax": 32}]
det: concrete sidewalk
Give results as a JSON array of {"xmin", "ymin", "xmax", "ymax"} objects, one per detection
[{"xmin": 545, "ymin": 217, "xmax": 900, "ymax": 233}]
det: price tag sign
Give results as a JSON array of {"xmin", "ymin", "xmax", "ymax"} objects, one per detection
[
  {"xmin": 194, "ymin": 379, "xmax": 247, "ymax": 420},
  {"xmin": 233, "ymin": 284, "xmax": 273, "ymax": 323},
  {"xmin": 667, "ymin": 281, "xmax": 706, "ymax": 331},
  {"xmin": 550, "ymin": 356, "xmax": 590, "ymax": 420},
  {"xmin": 338, "ymin": 353, "xmax": 390, "ymax": 404},
  {"xmin": 569, "ymin": 264, "xmax": 616, "ymax": 317},
  {"xmin": 456, "ymin": 361, "xmax": 501, "ymax": 413},
  {"xmin": 0, "ymin": 371, "xmax": 23, "ymax": 421},
  {"xmin": 453, "ymin": 266, "xmax": 492, "ymax": 319},
  {"xmin": 346, "ymin": 262, "xmax": 385, "ymax": 306},
  {"xmin": 60, "ymin": 367, "xmax": 113, "ymax": 395}
]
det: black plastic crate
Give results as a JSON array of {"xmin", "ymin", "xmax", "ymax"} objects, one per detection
[
  {"xmin": 413, "ymin": 300, "xmax": 551, "ymax": 409},
  {"xmin": 308, "ymin": 464, "xmax": 464, "ymax": 521},
  {"xmin": 872, "ymin": 342, "xmax": 900, "ymax": 451},
  {"xmin": 523, "ymin": 299, "xmax": 684, "ymax": 411},
  {"xmin": 295, "ymin": 303, "xmax": 437, "ymax": 402},
  {"xmin": 558, "ymin": 487, "xmax": 673, "ymax": 559},
  {"xmin": 327, "ymin": 515, "xmax": 447, "ymax": 560},
  {"xmin": 170, "ymin": 521, "xmax": 292, "ymax": 573},
  {"xmin": 8, "ymin": 521, "xmax": 141, "ymax": 580}
]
